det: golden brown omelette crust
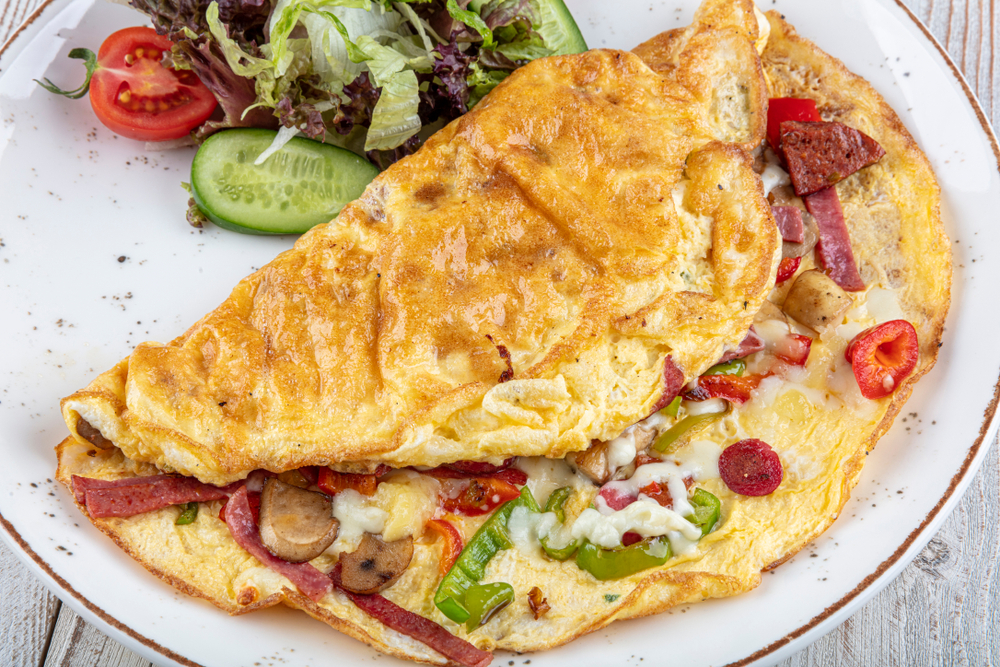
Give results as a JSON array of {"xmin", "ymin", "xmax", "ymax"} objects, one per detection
[{"xmin": 61, "ymin": 0, "xmax": 778, "ymax": 486}]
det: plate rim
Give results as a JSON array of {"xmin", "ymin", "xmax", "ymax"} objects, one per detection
[{"xmin": 0, "ymin": 1, "xmax": 997, "ymax": 666}]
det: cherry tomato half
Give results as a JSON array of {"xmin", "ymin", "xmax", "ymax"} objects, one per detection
[
  {"xmin": 845, "ymin": 320, "xmax": 919, "ymax": 399},
  {"xmin": 41, "ymin": 27, "xmax": 218, "ymax": 141}
]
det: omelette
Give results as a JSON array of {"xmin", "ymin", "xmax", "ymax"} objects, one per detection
[{"xmin": 53, "ymin": 2, "xmax": 950, "ymax": 666}]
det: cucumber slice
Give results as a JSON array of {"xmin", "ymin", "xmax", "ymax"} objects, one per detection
[
  {"xmin": 531, "ymin": 0, "xmax": 588, "ymax": 55},
  {"xmin": 191, "ymin": 129, "xmax": 378, "ymax": 235}
]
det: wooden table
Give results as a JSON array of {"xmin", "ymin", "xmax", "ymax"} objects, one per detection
[{"xmin": 1, "ymin": 1, "xmax": 997, "ymax": 665}]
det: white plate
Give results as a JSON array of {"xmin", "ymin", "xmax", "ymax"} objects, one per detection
[{"xmin": 1, "ymin": 1, "xmax": 997, "ymax": 665}]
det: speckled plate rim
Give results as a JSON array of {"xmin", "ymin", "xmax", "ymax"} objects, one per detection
[{"xmin": 0, "ymin": 1, "xmax": 997, "ymax": 666}]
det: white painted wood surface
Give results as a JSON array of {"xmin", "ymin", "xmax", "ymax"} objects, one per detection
[{"xmin": 0, "ymin": 1, "xmax": 997, "ymax": 666}]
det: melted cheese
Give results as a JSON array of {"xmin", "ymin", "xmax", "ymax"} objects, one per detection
[
  {"xmin": 570, "ymin": 501, "xmax": 702, "ymax": 548},
  {"xmin": 330, "ymin": 490, "xmax": 387, "ymax": 556}
]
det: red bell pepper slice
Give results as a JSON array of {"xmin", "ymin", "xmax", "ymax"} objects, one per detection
[
  {"xmin": 442, "ymin": 477, "xmax": 521, "ymax": 516},
  {"xmin": 845, "ymin": 320, "xmax": 919, "ymax": 399},
  {"xmin": 317, "ymin": 468, "xmax": 379, "ymax": 497},
  {"xmin": 767, "ymin": 97, "xmax": 821, "ymax": 151},
  {"xmin": 426, "ymin": 518, "xmax": 464, "ymax": 576},
  {"xmin": 638, "ymin": 481, "xmax": 673, "ymax": 509},
  {"xmin": 684, "ymin": 373, "xmax": 769, "ymax": 405},
  {"xmin": 776, "ymin": 256, "xmax": 801, "ymax": 284}
]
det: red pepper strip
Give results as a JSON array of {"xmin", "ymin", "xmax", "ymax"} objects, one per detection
[
  {"xmin": 443, "ymin": 477, "xmax": 520, "ymax": 516},
  {"xmin": 74, "ymin": 475, "xmax": 234, "ymax": 518},
  {"xmin": 775, "ymin": 333, "xmax": 813, "ymax": 366},
  {"xmin": 445, "ymin": 458, "xmax": 515, "ymax": 475},
  {"xmin": 420, "ymin": 466, "xmax": 528, "ymax": 486},
  {"xmin": 219, "ymin": 490, "xmax": 260, "ymax": 525},
  {"xmin": 845, "ymin": 320, "xmax": 919, "ymax": 399},
  {"xmin": 427, "ymin": 519, "xmax": 464, "ymax": 576},
  {"xmin": 804, "ymin": 187, "xmax": 865, "ymax": 291},
  {"xmin": 224, "ymin": 486, "xmax": 333, "ymax": 602},
  {"xmin": 767, "ymin": 97, "xmax": 821, "ymax": 150},
  {"xmin": 772, "ymin": 205, "xmax": 805, "ymax": 243},
  {"xmin": 317, "ymin": 468, "xmax": 379, "ymax": 496},
  {"xmin": 330, "ymin": 565, "xmax": 492, "ymax": 667},
  {"xmin": 638, "ymin": 481, "xmax": 673, "ymax": 508},
  {"xmin": 776, "ymin": 256, "xmax": 801, "ymax": 284},
  {"xmin": 684, "ymin": 373, "xmax": 769, "ymax": 405},
  {"xmin": 718, "ymin": 328, "xmax": 765, "ymax": 364}
]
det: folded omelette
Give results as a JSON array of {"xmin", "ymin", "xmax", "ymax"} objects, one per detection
[{"xmin": 54, "ymin": 2, "xmax": 950, "ymax": 665}]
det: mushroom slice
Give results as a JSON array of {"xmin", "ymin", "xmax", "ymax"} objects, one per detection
[
  {"xmin": 567, "ymin": 440, "xmax": 610, "ymax": 485},
  {"xmin": 339, "ymin": 533, "xmax": 414, "ymax": 595},
  {"xmin": 259, "ymin": 478, "xmax": 339, "ymax": 563},
  {"xmin": 782, "ymin": 269, "xmax": 853, "ymax": 332}
]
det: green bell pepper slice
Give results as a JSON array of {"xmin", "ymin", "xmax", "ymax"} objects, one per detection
[
  {"xmin": 434, "ymin": 486, "xmax": 540, "ymax": 623},
  {"xmin": 664, "ymin": 395, "xmax": 682, "ymax": 418},
  {"xmin": 539, "ymin": 486, "xmax": 580, "ymax": 561},
  {"xmin": 464, "ymin": 582, "xmax": 515, "ymax": 631},
  {"xmin": 687, "ymin": 488, "xmax": 721, "ymax": 536},
  {"xmin": 575, "ymin": 536, "xmax": 672, "ymax": 581},
  {"xmin": 704, "ymin": 359, "xmax": 746, "ymax": 376},
  {"xmin": 653, "ymin": 402, "xmax": 729, "ymax": 454},
  {"xmin": 175, "ymin": 502, "xmax": 198, "ymax": 525}
]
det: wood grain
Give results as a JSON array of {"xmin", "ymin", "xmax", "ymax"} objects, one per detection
[
  {"xmin": 0, "ymin": 540, "xmax": 60, "ymax": 667},
  {"xmin": 0, "ymin": 1, "xmax": 997, "ymax": 666}
]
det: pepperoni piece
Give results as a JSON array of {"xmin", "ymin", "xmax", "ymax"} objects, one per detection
[
  {"xmin": 597, "ymin": 484, "xmax": 636, "ymax": 511},
  {"xmin": 719, "ymin": 439, "xmax": 783, "ymax": 496},
  {"xmin": 772, "ymin": 206, "xmax": 805, "ymax": 243},
  {"xmin": 780, "ymin": 121, "xmax": 885, "ymax": 197}
]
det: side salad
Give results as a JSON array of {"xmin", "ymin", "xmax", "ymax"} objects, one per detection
[{"xmin": 42, "ymin": 0, "xmax": 586, "ymax": 233}]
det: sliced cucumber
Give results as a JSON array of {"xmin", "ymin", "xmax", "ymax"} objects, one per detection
[
  {"xmin": 531, "ymin": 0, "xmax": 588, "ymax": 55},
  {"xmin": 191, "ymin": 129, "xmax": 378, "ymax": 235}
]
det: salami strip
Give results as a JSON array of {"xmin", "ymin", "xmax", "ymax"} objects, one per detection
[
  {"xmin": 649, "ymin": 356, "xmax": 685, "ymax": 414},
  {"xmin": 804, "ymin": 187, "xmax": 866, "ymax": 291},
  {"xmin": 780, "ymin": 120, "xmax": 885, "ymax": 197},
  {"xmin": 76, "ymin": 475, "xmax": 234, "ymax": 518},
  {"xmin": 718, "ymin": 328, "xmax": 765, "ymax": 364},
  {"xmin": 71, "ymin": 474, "xmax": 172, "ymax": 504},
  {"xmin": 444, "ymin": 458, "xmax": 515, "ymax": 475},
  {"xmin": 771, "ymin": 206, "xmax": 805, "ymax": 243},
  {"xmin": 419, "ymin": 466, "xmax": 528, "ymax": 486},
  {"xmin": 224, "ymin": 486, "xmax": 333, "ymax": 602},
  {"xmin": 331, "ymin": 566, "xmax": 492, "ymax": 667}
]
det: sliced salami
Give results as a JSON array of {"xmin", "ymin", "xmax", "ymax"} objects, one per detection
[
  {"xmin": 804, "ymin": 187, "xmax": 865, "ymax": 291},
  {"xmin": 76, "ymin": 475, "xmax": 234, "ymax": 518},
  {"xmin": 224, "ymin": 486, "xmax": 333, "ymax": 602},
  {"xmin": 780, "ymin": 120, "xmax": 885, "ymax": 197},
  {"xmin": 331, "ymin": 565, "xmax": 492, "ymax": 667},
  {"xmin": 771, "ymin": 206, "xmax": 805, "ymax": 243},
  {"xmin": 717, "ymin": 328, "xmax": 765, "ymax": 364}
]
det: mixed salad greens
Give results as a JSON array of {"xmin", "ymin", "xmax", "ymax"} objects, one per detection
[{"xmin": 133, "ymin": 0, "xmax": 587, "ymax": 167}]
